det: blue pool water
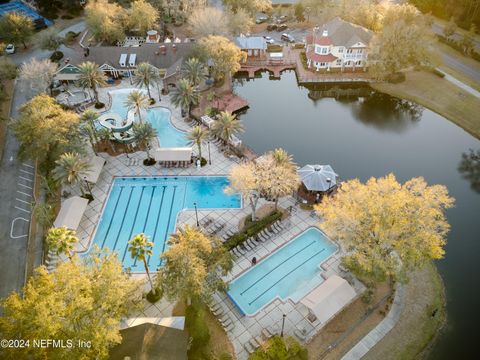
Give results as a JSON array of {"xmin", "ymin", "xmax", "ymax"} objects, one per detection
[
  {"xmin": 227, "ymin": 227, "xmax": 337, "ymax": 315},
  {"xmin": 90, "ymin": 176, "xmax": 241, "ymax": 271},
  {"xmin": 104, "ymin": 89, "xmax": 188, "ymax": 147}
]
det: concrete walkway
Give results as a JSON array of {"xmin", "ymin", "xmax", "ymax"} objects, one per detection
[
  {"xmin": 341, "ymin": 284, "xmax": 406, "ymax": 360},
  {"xmin": 437, "ymin": 69, "xmax": 480, "ymax": 98}
]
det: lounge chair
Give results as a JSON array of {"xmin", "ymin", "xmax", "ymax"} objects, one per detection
[
  {"xmin": 262, "ymin": 328, "xmax": 273, "ymax": 339},
  {"xmin": 258, "ymin": 233, "xmax": 268, "ymax": 242},
  {"xmin": 244, "ymin": 342, "xmax": 256, "ymax": 354},
  {"xmin": 247, "ymin": 238, "xmax": 257, "ymax": 248},
  {"xmin": 243, "ymin": 242, "xmax": 253, "ymax": 251},
  {"xmin": 294, "ymin": 329, "xmax": 307, "ymax": 341},
  {"xmin": 236, "ymin": 246, "xmax": 246, "ymax": 255},
  {"xmin": 212, "ymin": 308, "xmax": 224, "ymax": 317}
]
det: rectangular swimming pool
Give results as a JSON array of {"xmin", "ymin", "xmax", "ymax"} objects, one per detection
[
  {"xmin": 227, "ymin": 227, "xmax": 337, "ymax": 315},
  {"xmin": 89, "ymin": 176, "xmax": 241, "ymax": 271}
]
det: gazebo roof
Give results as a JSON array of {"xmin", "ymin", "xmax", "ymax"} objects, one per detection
[{"xmin": 298, "ymin": 164, "xmax": 338, "ymax": 192}]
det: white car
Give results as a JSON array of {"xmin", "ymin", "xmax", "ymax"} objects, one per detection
[
  {"xmin": 263, "ymin": 36, "xmax": 275, "ymax": 44},
  {"xmin": 5, "ymin": 44, "xmax": 15, "ymax": 54}
]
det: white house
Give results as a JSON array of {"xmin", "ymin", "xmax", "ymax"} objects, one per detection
[{"xmin": 305, "ymin": 18, "xmax": 373, "ymax": 71}]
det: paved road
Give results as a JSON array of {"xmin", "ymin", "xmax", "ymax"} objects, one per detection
[
  {"xmin": 0, "ymin": 21, "xmax": 85, "ymax": 300},
  {"xmin": 432, "ymin": 22, "xmax": 480, "ymax": 52},
  {"xmin": 440, "ymin": 50, "xmax": 480, "ymax": 83}
]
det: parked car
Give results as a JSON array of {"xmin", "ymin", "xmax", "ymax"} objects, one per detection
[
  {"xmin": 5, "ymin": 44, "xmax": 15, "ymax": 54},
  {"xmin": 256, "ymin": 16, "xmax": 268, "ymax": 24},
  {"xmin": 281, "ymin": 33, "xmax": 295, "ymax": 43},
  {"xmin": 277, "ymin": 24, "xmax": 288, "ymax": 32},
  {"xmin": 267, "ymin": 24, "xmax": 278, "ymax": 31},
  {"xmin": 263, "ymin": 36, "xmax": 275, "ymax": 44},
  {"xmin": 276, "ymin": 15, "xmax": 289, "ymax": 24}
]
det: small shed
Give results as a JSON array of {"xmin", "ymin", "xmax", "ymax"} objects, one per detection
[{"xmin": 153, "ymin": 148, "xmax": 192, "ymax": 162}]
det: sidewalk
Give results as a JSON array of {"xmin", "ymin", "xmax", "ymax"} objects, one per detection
[{"xmin": 438, "ymin": 69, "xmax": 480, "ymax": 98}]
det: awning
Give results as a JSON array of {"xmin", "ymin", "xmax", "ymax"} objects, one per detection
[
  {"xmin": 298, "ymin": 164, "xmax": 338, "ymax": 192},
  {"xmin": 300, "ymin": 275, "xmax": 356, "ymax": 324},
  {"xmin": 53, "ymin": 196, "xmax": 89, "ymax": 231},
  {"xmin": 153, "ymin": 147, "xmax": 192, "ymax": 162},
  {"xmin": 200, "ymin": 115, "xmax": 215, "ymax": 128},
  {"xmin": 84, "ymin": 155, "xmax": 106, "ymax": 184}
]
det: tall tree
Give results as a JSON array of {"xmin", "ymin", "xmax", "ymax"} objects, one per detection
[
  {"xmin": 40, "ymin": 28, "xmax": 64, "ymax": 53},
  {"xmin": 315, "ymin": 174, "xmax": 454, "ymax": 282},
  {"xmin": 211, "ymin": 111, "xmax": 244, "ymax": 145},
  {"xmin": 224, "ymin": 0, "xmax": 272, "ymax": 16},
  {"xmin": 125, "ymin": 90, "xmax": 150, "ymax": 123},
  {"xmin": 19, "ymin": 58, "xmax": 58, "ymax": 95},
  {"xmin": 10, "ymin": 94, "xmax": 80, "ymax": 166},
  {"xmin": 133, "ymin": 62, "xmax": 160, "ymax": 100},
  {"xmin": 198, "ymin": 35, "xmax": 246, "ymax": 81},
  {"xmin": 227, "ymin": 161, "xmax": 261, "ymax": 221},
  {"xmin": 226, "ymin": 7, "xmax": 254, "ymax": 36},
  {"xmin": 52, "ymin": 152, "xmax": 92, "ymax": 196},
  {"xmin": 128, "ymin": 0, "xmax": 159, "ymax": 34},
  {"xmin": 158, "ymin": 225, "xmax": 232, "ymax": 303},
  {"xmin": 0, "ymin": 248, "xmax": 141, "ymax": 360},
  {"xmin": 85, "ymin": 0, "xmax": 126, "ymax": 43},
  {"xmin": 128, "ymin": 233, "xmax": 156, "ymax": 294},
  {"xmin": 78, "ymin": 62, "xmax": 107, "ymax": 103},
  {"xmin": 182, "ymin": 57, "xmax": 205, "ymax": 87},
  {"xmin": 132, "ymin": 122, "xmax": 157, "ymax": 160},
  {"xmin": 0, "ymin": 12, "xmax": 34, "ymax": 49},
  {"xmin": 443, "ymin": 17, "xmax": 458, "ymax": 39},
  {"xmin": 187, "ymin": 125, "xmax": 208, "ymax": 161},
  {"xmin": 187, "ymin": 6, "xmax": 228, "ymax": 38},
  {"xmin": 45, "ymin": 226, "xmax": 78, "ymax": 260},
  {"xmin": 270, "ymin": 148, "xmax": 296, "ymax": 170},
  {"xmin": 169, "ymin": 78, "xmax": 199, "ymax": 118}
]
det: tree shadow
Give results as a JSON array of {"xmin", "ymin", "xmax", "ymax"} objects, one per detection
[{"xmin": 458, "ymin": 149, "xmax": 480, "ymax": 193}]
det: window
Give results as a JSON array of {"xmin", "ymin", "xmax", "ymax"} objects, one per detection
[
  {"xmin": 357, "ymin": 49, "xmax": 363, "ymax": 54},
  {"xmin": 356, "ymin": 60, "xmax": 362, "ymax": 65},
  {"xmin": 338, "ymin": 47, "xmax": 344, "ymax": 53},
  {"xmin": 336, "ymin": 59, "xmax": 342, "ymax": 65},
  {"xmin": 321, "ymin": 47, "xmax": 328, "ymax": 54},
  {"xmin": 320, "ymin": 62, "xmax": 326, "ymax": 67},
  {"xmin": 346, "ymin": 49, "xmax": 353, "ymax": 54}
]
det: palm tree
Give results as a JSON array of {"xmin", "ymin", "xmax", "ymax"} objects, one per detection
[
  {"xmin": 187, "ymin": 126, "xmax": 208, "ymax": 161},
  {"xmin": 182, "ymin": 58, "xmax": 205, "ymax": 87},
  {"xmin": 128, "ymin": 233, "xmax": 156, "ymax": 294},
  {"xmin": 46, "ymin": 226, "xmax": 78, "ymax": 260},
  {"xmin": 133, "ymin": 62, "xmax": 160, "ymax": 100},
  {"xmin": 170, "ymin": 78, "xmax": 199, "ymax": 118},
  {"xmin": 270, "ymin": 148, "xmax": 296, "ymax": 170},
  {"xmin": 97, "ymin": 127, "xmax": 116, "ymax": 153},
  {"xmin": 125, "ymin": 90, "xmax": 150, "ymax": 123},
  {"xmin": 132, "ymin": 122, "xmax": 157, "ymax": 162},
  {"xmin": 52, "ymin": 152, "xmax": 92, "ymax": 197},
  {"xmin": 78, "ymin": 62, "xmax": 107, "ymax": 103},
  {"xmin": 81, "ymin": 109, "xmax": 100, "ymax": 154},
  {"xmin": 212, "ymin": 111, "xmax": 244, "ymax": 145}
]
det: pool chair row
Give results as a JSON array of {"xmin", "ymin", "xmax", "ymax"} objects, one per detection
[
  {"xmin": 244, "ymin": 327, "xmax": 277, "ymax": 355},
  {"xmin": 157, "ymin": 160, "xmax": 191, "ymax": 168},
  {"xmin": 200, "ymin": 217, "xmax": 226, "ymax": 235},
  {"xmin": 207, "ymin": 300, "xmax": 236, "ymax": 332},
  {"xmin": 229, "ymin": 220, "xmax": 289, "ymax": 258}
]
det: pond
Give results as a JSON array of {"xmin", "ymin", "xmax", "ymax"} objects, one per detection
[{"xmin": 233, "ymin": 70, "xmax": 480, "ymax": 359}]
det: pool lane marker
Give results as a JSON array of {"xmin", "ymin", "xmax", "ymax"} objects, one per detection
[
  {"xmin": 240, "ymin": 240, "xmax": 316, "ymax": 296},
  {"xmin": 101, "ymin": 186, "xmax": 125, "ymax": 249},
  {"xmin": 110, "ymin": 187, "xmax": 135, "ymax": 252},
  {"xmin": 247, "ymin": 248, "xmax": 326, "ymax": 306},
  {"xmin": 146, "ymin": 185, "xmax": 167, "ymax": 266},
  {"xmin": 121, "ymin": 186, "xmax": 146, "ymax": 263},
  {"xmin": 158, "ymin": 185, "xmax": 178, "ymax": 267}
]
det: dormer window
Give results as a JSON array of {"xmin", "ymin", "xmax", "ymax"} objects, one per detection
[{"xmin": 321, "ymin": 47, "xmax": 328, "ymax": 54}]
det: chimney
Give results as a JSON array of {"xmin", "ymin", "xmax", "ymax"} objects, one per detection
[{"xmin": 322, "ymin": 29, "xmax": 328, "ymax": 37}]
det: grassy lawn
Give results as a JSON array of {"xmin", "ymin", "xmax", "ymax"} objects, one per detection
[
  {"xmin": 434, "ymin": 42, "xmax": 480, "ymax": 92},
  {"xmin": 371, "ymin": 71, "xmax": 480, "ymax": 140},
  {"xmin": 362, "ymin": 262, "xmax": 446, "ymax": 360},
  {"xmin": 0, "ymin": 80, "xmax": 14, "ymax": 160}
]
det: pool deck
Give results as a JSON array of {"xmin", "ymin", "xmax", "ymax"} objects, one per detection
[{"xmin": 52, "ymin": 79, "xmax": 365, "ymax": 360}]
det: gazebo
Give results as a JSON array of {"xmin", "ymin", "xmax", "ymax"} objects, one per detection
[{"xmin": 297, "ymin": 164, "xmax": 338, "ymax": 204}]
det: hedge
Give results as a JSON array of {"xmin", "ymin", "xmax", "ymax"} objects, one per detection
[
  {"xmin": 185, "ymin": 301, "xmax": 210, "ymax": 359},
  {"xmin": 266, "ymin": 44, "xmax": 283, "ymax": 53},
  {"xmin": 224, "ymin": 210, "xmax": 282, "ymax": 250}
]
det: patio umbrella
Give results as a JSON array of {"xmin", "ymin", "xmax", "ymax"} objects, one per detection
[{"xmin": 298, "ymin": 164, "xmax": 338, "ymax": 192}]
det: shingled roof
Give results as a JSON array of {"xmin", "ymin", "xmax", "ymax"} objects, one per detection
[{"xmin": 308, "ymin": 18, "xmax": 373, "ymax": 48}]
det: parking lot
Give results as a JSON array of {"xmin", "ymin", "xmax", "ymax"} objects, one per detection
[{"xmin": 254, "ymin": 24, "xmax": 308, "ymax": 45}]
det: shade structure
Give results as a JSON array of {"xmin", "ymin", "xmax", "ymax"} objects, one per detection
[
  {"xmin": 153, "ymin": 147, "xmax": 192, "ymax": 162},
  {"xmin": 53, "ymin": 196, "xmax": 89, "ymax": 231},
  {"xmin": 84, "ymin": 155, "xmax": 106, "ymax": 184},
  {"xmin": 298, "ymin": 164, "xmax": 338, "ymax": 192},
  {"xmin": 300, "ymin": 275, "xmax": 356, "ymax": 324}
]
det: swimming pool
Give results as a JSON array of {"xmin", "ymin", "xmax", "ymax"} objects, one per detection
[
  {"xmin": 90, "ymin": 176, "xmax": 241, "ymax": 271},
  {"xmin": 103, "ymin": 89, "xmax": 188, "ymax": 148},
  {"xmin": 227, "ymin": 227, "xmax": 337, "ymax": 315}
]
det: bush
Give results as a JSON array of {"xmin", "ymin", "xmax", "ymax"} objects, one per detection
[
  {"xmin": 143, "ymin": 158, "xmax": 156, "ymax": 166},
  {"xmin": 200, "ymin": 157, "xmax": 207, "ymax": 167},
  {"xmin": 94, "ymin": 102, "xmax": 105, "ymax": 109},
  {"xmin": 185, "ymin": 301, "xmax": 210, "ymax": 359},
  {"xmin": 64, "ymin": 31, "xmax": 80, "ymax": 45},
  {"xmin": 224, "ymin": 210, "xmax": 282, "ymax": 250},
  {"xmin": 49, "ymin": 50, "xmax": 64, "ymax": 62},
  {"xmin": 432, "ymin": 68, "xmax": 445, "ymax": 78},
  {"xmin": 266, "ymin": 44, "xmax": 283, "ymax": 53},
  {"xmin": 149, "ymin": 98, "xmax": 156, "ymax": 105},
  {"xmin": 61, "ymin": 15, "xmax": 74, "ymax": 20},
  {"xmin": 249, "ymin": 336, "xmax": 308, "ymax": 360},
  {"xmin": 472, "ymin": 50, "xmax": 480, "ymax": 62},
  {"xmin": 146, "ymin": 287, "xmax": 162, "ymax": 303},
  {"xmin": 294, "ymin": 43, "xmax": 305, "ymax": 49},
  {"xmin": 299, "ymin": 51, "xmax": 308, "ymax": 69},
  {"xmin": 386, "ymin": 72, "xmax": 406, "ymax": 84}
]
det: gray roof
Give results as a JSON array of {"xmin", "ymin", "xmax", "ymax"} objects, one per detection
[
  {"xmin": 70, "ymin": 43, "xmax": 194, "ymax": 72},
  {"xmin": 109, "ymin": 323, "xmax": 188, "ymax": 360},
  {"xmin": 298, "ymin": 164, "xmax": 338, "ymax": 192},
  {"xmin": 316, "ymin": 17, "xmax": 373, "ymax": 48},
  {"xmin": 235, "ymin": 36, "xmax": 267, "ymax": 50}
]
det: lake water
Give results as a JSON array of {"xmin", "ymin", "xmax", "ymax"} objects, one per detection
[{"xmin": 233, "ymin": 70, "xmax": 480, "ymax": 359}]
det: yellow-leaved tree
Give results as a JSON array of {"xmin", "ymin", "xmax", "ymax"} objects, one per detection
[
  {"xmin": 315, "ymin": 174, "xmax": 454, "ymax": 282},
  {"xmin": 0, "ymin": 248, "xmax": 141, "ymax": 360}
]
